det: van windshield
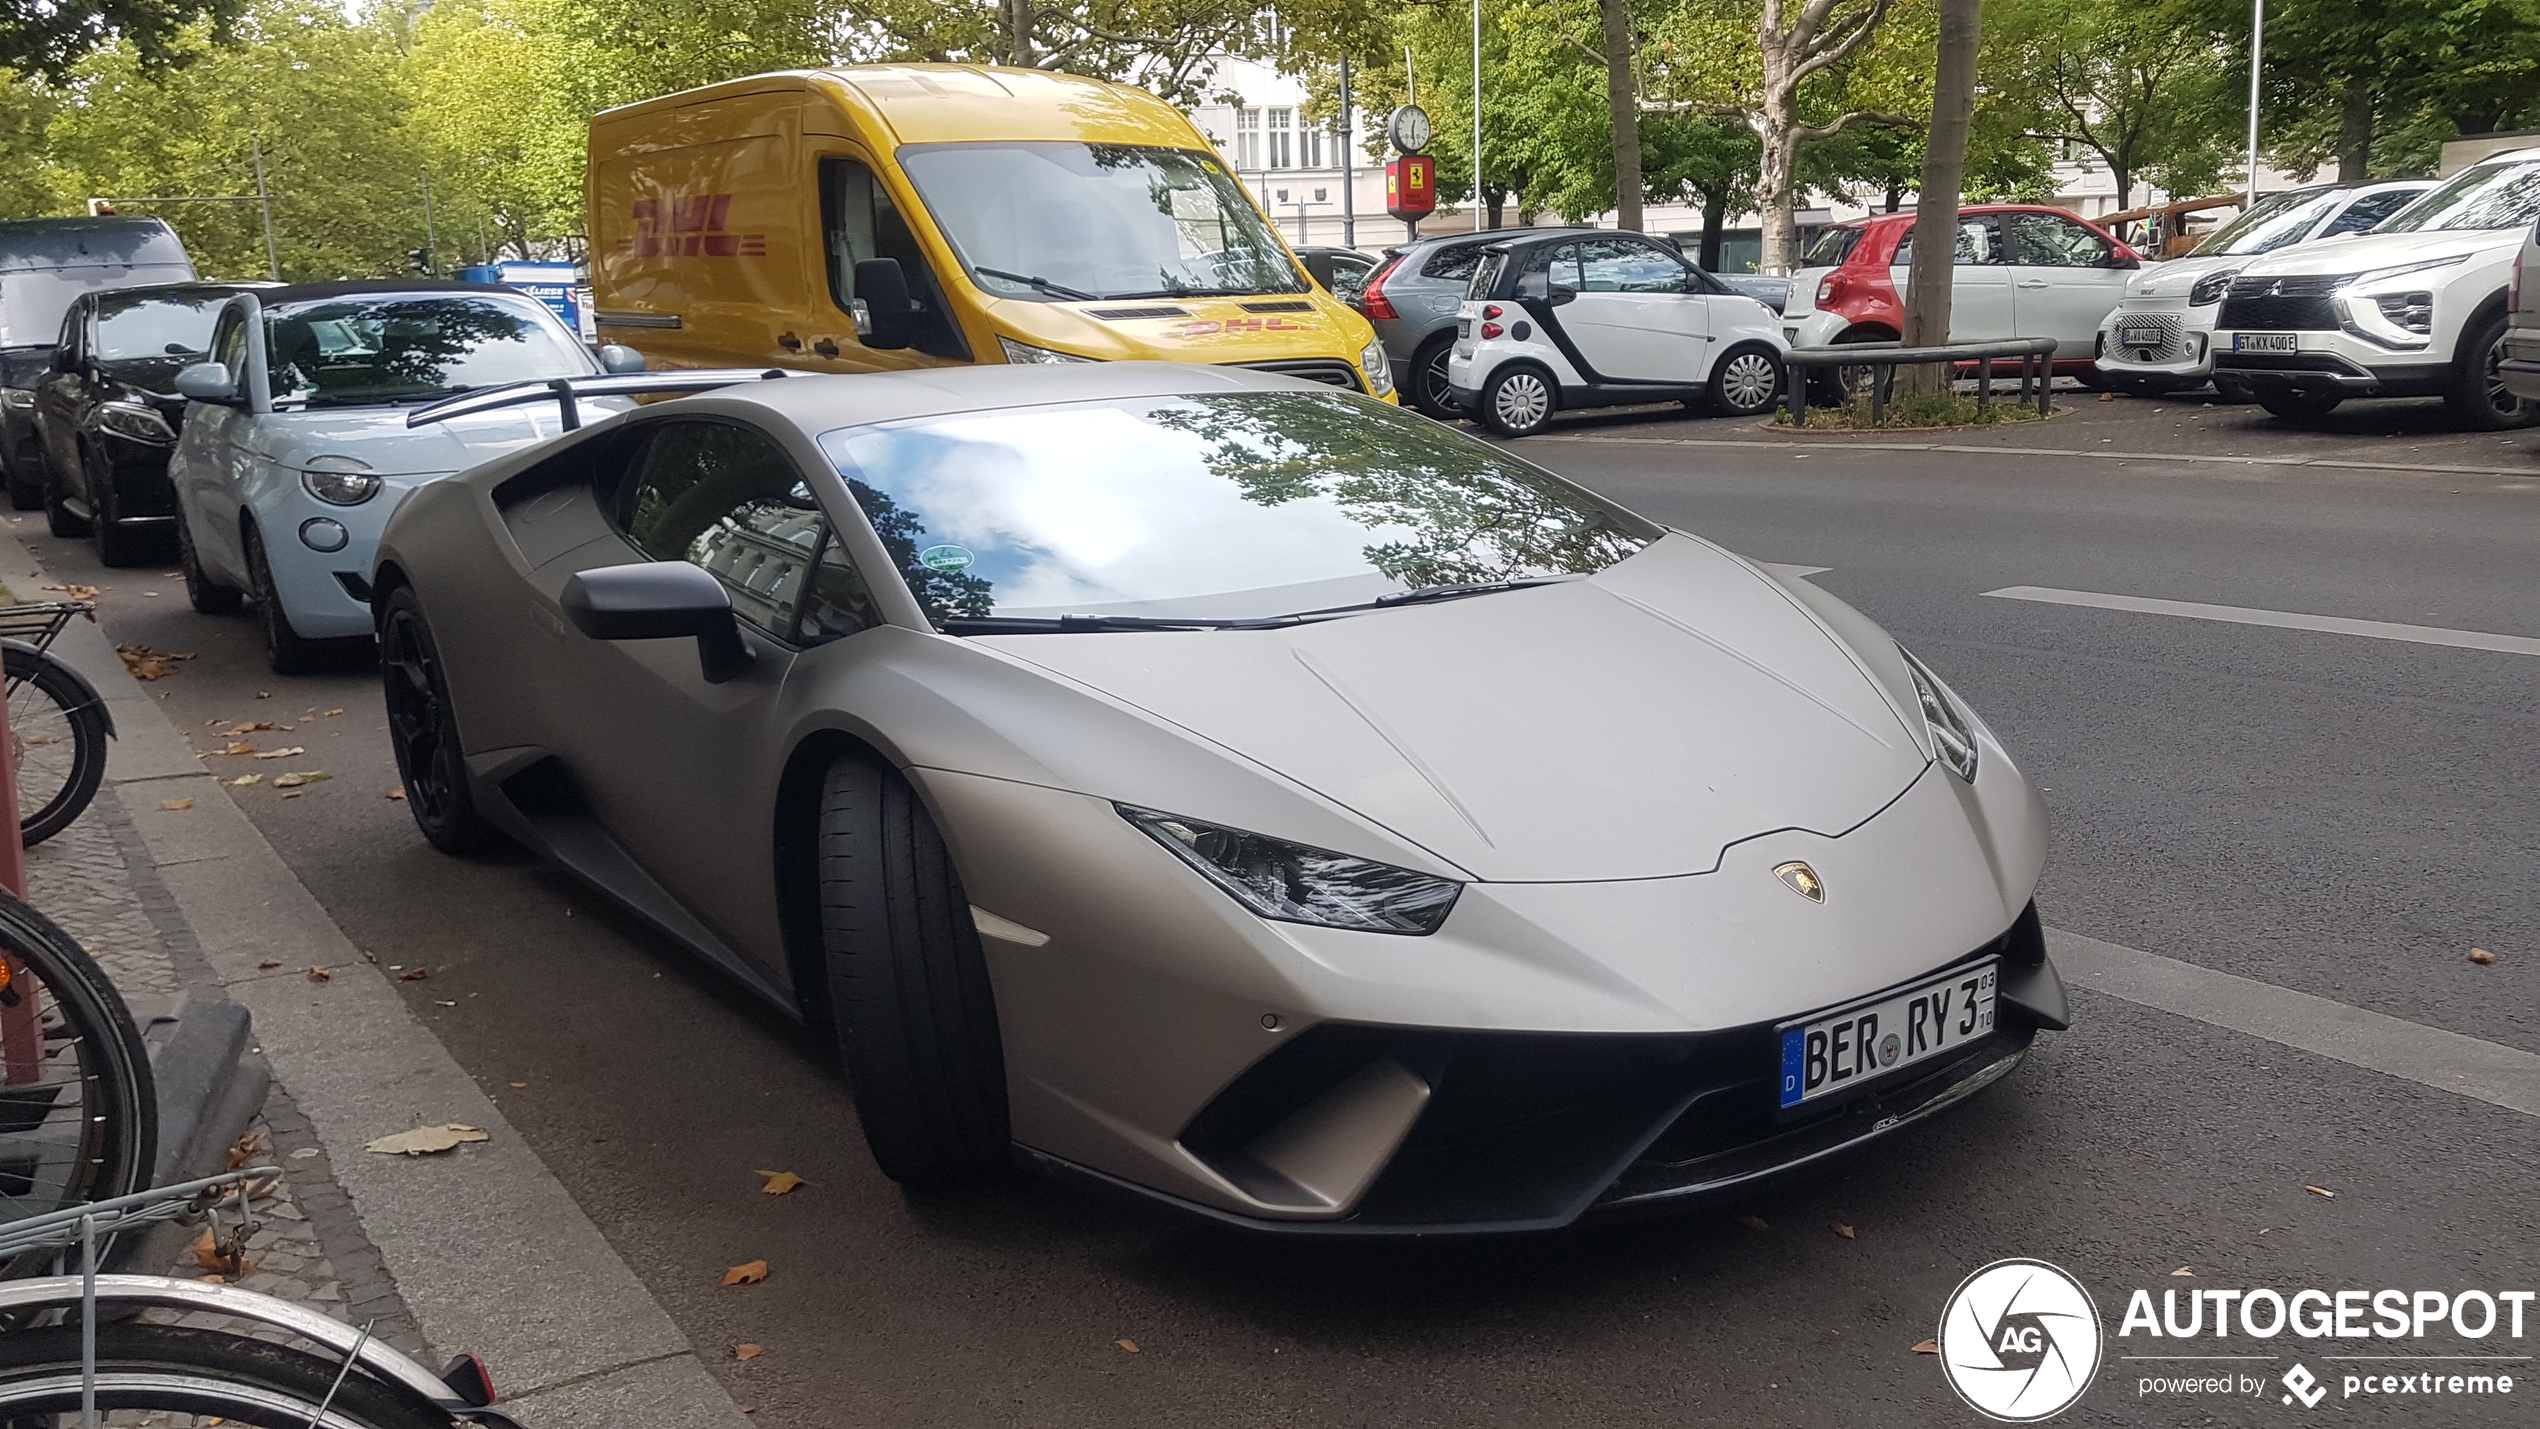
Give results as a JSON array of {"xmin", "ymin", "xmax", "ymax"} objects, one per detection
[{"xmin": 899, "ymin": 142, "xmax": 1308, "ymax": 302}]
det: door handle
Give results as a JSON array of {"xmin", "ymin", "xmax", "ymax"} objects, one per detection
[
  {"xmin": 812, "ymin": 338, "xmax": 841, "ymax": 358},
  {"xmin": 2017, "ymin": 280, "xmax": 2050, "ymax": 289},
  {"xmin": 775, "ymin": 332, "xmax": 803, "ymax": 351}
]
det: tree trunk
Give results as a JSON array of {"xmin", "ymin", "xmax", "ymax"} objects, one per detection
[
  {"xmin": 1003, "ymin": 0, "xmax": 1033, "ymax": 67},
  {"xmin": 1899, "ymin": 0, "xmax": 1980, "ymax": 396},
  {"xmin": 1597, "ymin": 0, "xmax": 1641, "ymax": 232},
  {"xmin": 1699, "ymin": 187, "xmax": 1728, "ymax": 270},
  {"xmin": 2337, "ymin": 78, "xmax": 2373, "ymax": 180},
  {"xmin": 1485, "ymin": 185, "xmax": 1507, "ymax": 229},
  {"xmin": 1884, "ymin": 181, "xmax": 1904, "ymax": 212},
  {"xmin": 1754, "ymin": 24, "xmax": 1800, "ymax": 274}
]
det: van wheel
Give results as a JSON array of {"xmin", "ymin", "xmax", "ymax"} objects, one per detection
[
  {"xmin": 1708, "ymin": 345, "xmax": 1784, "ymax": 416},
  {"xmin": 1479, "ymin": 366, "xmax": 1557, "ymax": 436},
  {"xmin": 2446, "ymin": 313, "xmax": 2538, "ymax": 431}
]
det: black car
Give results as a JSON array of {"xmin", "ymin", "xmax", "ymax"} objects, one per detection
[
  {"xmin": 0, "ymin": 217, "xmax": 197, "ymax": 510},
  {"xmin": 34, "ymin": 282, "xmax": 258, "ymax": 565}
]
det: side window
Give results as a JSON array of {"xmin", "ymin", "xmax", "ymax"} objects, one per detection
[
  {"xmin": 2005, "ymin": 213, "xmax": 2113, "ymax": 267},
  {"xmin": 209, "ymin": 310, "xmax": 247, "ymax": 373},
  {"xmin": 610, "ymin": 421, "xmax": 822, "ymax": 640},
  {"xmin": 1542, "ymin": 243, "xmax": 1585, "ymax": 294},
  {"xmin": 2323, "ymin": 190, "xmax": 2415, "ymax": 235},
  {"xmin": 1326, "ymin": 257, "xmax": 1374, "ymax": 301},
  {"xmin": 1896, "ymin": 217, "xmax": 2002, "ymax": 267},
  {"xmin": 795, "ymin": 531, "xmax": 883, "ymax": 645},
  {"xmin": 820, "ymin": 155, "xmax": 967, "ymax": 361},
  {"xmin": 1422, "ymin": 246, "xmax": 1482, "ymax": 281},
  {"xmin": 1577, "ymin": 239, "xmax": 1690, "ymax": 293}
]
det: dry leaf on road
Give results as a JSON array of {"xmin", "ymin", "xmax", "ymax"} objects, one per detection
[
  {"xmin": 271, "ymin": 771, "xmax": 330, "ymax": 788},
  {"xmin": 222, "ymin": 741, "xmax": 256, "ymax": 756},
  {"xmin": 190, "ymin": 1226, "xmax": 251, "ymax": 1277},
  {"xmin": 160, "ymin": 798, "xmax": 193, "ymax": 811},
  {"xmin": 251, "ymin": 747, "xmax": 307, "ymax": 760},
  {"xmin": 365, "ymin": 1124, "xmax": 489, "ymax": 1156},
  {"xmin": 256, "ymin": 959, "xmax": 282, "ymax": 970},
  {"xmin": 229, "ymin": 774, "xmax": 261, "ymax": 787},
  {"xmin": 1832, "ymin": 1223, "xmax": 1855, "ymax": 1239},
  {"xmin": 325, "ymin": 708, "xmax": 344, "ymax": 717},
  {"xmin": 44, "ymin": 583, "xmax": 99, "ymax": 601},
  {"xmin": 385, "ymin": 787, "xmax": 407, "ymax": 801},
  {"xmin": 115, "ymin": 645, "xmax": 192, "ymax": 679},
  {"xmin": 1911, "ymin": 1339, "xmax": 1939, "ymax": 1355},
  {"xmin": 1117, "ymin": 1339, "xmax": 1140, "ymax": 1353},
  {"xmin": 305, "ymin": 966, "xmax": 332, "ymax": 983},
  {"xmin": 734, "ymin": 1344, "xmax": 763, "ymax": 1361},
  {"xmin": 227, "ymin": 722, "xmax": 279, "ymax": 735},
  {"xmin": 755, "ymin": 1171, "xmax": 806, "ymax": 1195},
  {"xmin": 723, "ymin": 1260, "xmax": 769, "ymax": 1285},
  {"xmin": 2171, "ymin": 1267, "xmax": 2195, "ymax": 1277},
  {"xmin": 227, "ymin": 1132, "xmax": 266, "ymax": 1169},
  {"xmin": 2304, "ymin": 1185, "xmax": 2337, "ymax": 1198},
  {"xmin": 398, "ymin": 968, "xmax": 429, "ymax": 982},
  {"xmin": 2469, "ymin": 947, "xmax": 2495, "ymax": 965}
]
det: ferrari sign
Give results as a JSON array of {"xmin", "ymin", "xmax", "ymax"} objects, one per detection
[{"xmin": 1386, "ymin": 156, "xmax": 1437, "ymax": 221}]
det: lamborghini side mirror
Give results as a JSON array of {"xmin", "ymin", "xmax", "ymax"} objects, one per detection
[{"xmin": 560, "ymin": 561, "xmax": 753, "ymax": 684}]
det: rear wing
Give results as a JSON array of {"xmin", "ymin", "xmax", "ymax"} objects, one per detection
[{"xmin": 404, "ymin": 368, "xmax": 797, "ymax": 431}]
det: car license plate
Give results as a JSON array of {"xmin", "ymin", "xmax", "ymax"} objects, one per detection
[
  {"xmin": 2118, "ymin": 323, "xmax": 2162, "ymax": 348},
  {"xmin": 2233, "ymin": 332, "xmax": 2298, "ymax": 352},
  {"xmin": 1778, "ymin": 959, "xmax": 1997, "ymax": 1109}
]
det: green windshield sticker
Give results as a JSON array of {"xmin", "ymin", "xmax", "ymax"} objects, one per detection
[{"xmin": 917, "ymin": 544, "xmax": 976, "ymax": 573}]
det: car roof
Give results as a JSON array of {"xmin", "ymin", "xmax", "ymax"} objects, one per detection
[
  {"xmin": 671, "ymin": 362, "xmax": 1359, "ymax": 438},
  {"xmin": 89, "ymin": 280, "xmax": 271, "ymax": 304},
  {"xmin": 251, "ymin": 279, "xmax": 532, "ymax": 307},
  {"xmin": 0, "ymin": 217, "xmax": 189, "ymax": 270}
]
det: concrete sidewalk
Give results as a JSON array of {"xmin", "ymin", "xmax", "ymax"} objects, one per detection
[{"xmin": 2, "ymin": 530, "xmax": 751, "ymax": 1427}]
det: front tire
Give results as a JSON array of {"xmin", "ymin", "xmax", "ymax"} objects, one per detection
[
  {"xmin": 815, "ymin": 752, "xmax": 1009, "ymax": 1188},
  {"xmin": 2256, "ymin": 387, "xmax": 2344, "ymax": 422},
  {"xmin": 243, "ymin": 521, "xmax": 329, "ymax": 675},
  {"xmin": 1478, "ymin": 364, "xmax": 1557, "ymax": 436},
  {"xmin": 176, "ymin": 503, "xmax": 244, "ymax": 614},
  {"xmin": 1708, "ymin": 344, "xmax": 1784, "ymax": 416},
  {"xmin": 379, "ymin": 585, "xmax": 496, "ymax": 855},
  {"xmin": 1405, "ymin": 333, "xmax": 1460, "ymax": 419},
  {"xmin": 90, "ymin": 456, "xmax": 158, "ymax": 567},
  {"xmin": 0, "ymin": 1323, "xmax": 453, "ymax": 1428},
  {"xmin": 2445, "ymin": 312, "xmax": 2539, "ymax": 431}
]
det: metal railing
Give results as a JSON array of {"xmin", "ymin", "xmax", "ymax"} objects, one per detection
[{"xmin": 1782, "ymin": 336, "xmax": 2061, "ymax": 428}]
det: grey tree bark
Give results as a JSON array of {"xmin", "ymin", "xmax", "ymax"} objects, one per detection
[
  {"xmin": 1899, "ymin": 0, "xmax": 1980, "ymax": 396},
  {"xmin": 1598, "ymin": 0, "xmax": 1642, "ymax": 232}
]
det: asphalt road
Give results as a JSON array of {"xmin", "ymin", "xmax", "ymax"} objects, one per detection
[{"xmin": 17, "ymin": 403, "xmax": 2538, "ymax": 1428}]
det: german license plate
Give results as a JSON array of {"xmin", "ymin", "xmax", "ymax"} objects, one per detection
[
  {"xmin": 2118, "ymin": 323, "xmax": 2162, "ymax": 348},
  {"xmin": 1778, "ymin": 959, "xmax": 1997, "ymax": 1109},
  {"xmin": 2233, "ymin": 332, "xmax": 2297, "ymax": 352}
]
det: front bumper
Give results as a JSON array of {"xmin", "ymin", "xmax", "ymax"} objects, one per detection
[
  {"xmin": 2211, "ymin": 329, "xmax": 2449, "ymax": 397},
  {"xmin": 257, "ymin": 483, "xmax": 422, "ymax": 640},
  {"xmin": 1784, "ymin": 309, "xmax": 1849, "ymax": 349},
  {"xmin": 2096, "ymin": 305, "xmax": 2215, "ymax": 381}
]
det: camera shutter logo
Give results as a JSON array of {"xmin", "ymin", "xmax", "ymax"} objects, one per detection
[{"xmin": 1937, "ymin": 1259, "xmax": 2104, "ymax": 1422}]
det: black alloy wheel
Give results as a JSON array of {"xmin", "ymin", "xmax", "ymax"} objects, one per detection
[
  {"xmin": 1407, "ymin": 334, "xmax": 1461, "ymax": 419},
  {"xmin": 242, "ymin": 521, "xmax": 329, "ymax": 675},
  {"xmin": 87, "ymin": 448, "xmax": 158, "ymax": 567},
  {"xmin": 175, "ymin": 504, "xmax": 243, "ymax": 614},
  {"xmin": 379, "ymin": 585, "xmax": 495, "ymax": 855},
  {"xmin": 2446, "ymin": 313, "xmax": 2538, "ymax": 431}
]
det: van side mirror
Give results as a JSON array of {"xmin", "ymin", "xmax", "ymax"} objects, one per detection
[
  {"xmin": 595, "ymin": 344, "xmax": 647, "ymax": 374},
  {"xmin": 560, "ymin": 561, "xmax": 753, "ymax": 684},
  {"xmin": 175, "ymin": 362, "xmax": 240, "ymax": 405},
  {"xmin": 854, "ymin": 258, "xmax": 918, "ymax": 351}
]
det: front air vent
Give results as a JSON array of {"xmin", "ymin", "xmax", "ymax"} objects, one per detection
[
  {"xmin": 1240, "ymin": 300, "xmax": 1316, "ymax": 313},
  {"xmin": 1232, "ymin": 359, "xmax": 1363, "ymax": 391},
  {"xmin": 1085, "ymin": 305, "xmax": 1189, "ymax": 320}
]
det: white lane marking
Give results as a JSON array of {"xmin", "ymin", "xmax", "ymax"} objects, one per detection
[
  {"xmin": 1761, "ymin": 562, "xmax": 1831, "ymax": 579},
  {"xmin": 1984, "ymin": 586, "xmax": 2540, "ymax": 658},
  {"xmin": 2047, "ymin": 928, "xmax": 2540, "ymax": 1118}
]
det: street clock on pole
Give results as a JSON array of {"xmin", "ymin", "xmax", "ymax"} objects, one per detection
[{"xmin": 1386, "ymin": 105, "xmax": 1432, "ymax": 156}]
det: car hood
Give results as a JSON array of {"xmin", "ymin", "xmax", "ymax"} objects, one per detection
[
  {"xmin": 98, "ymin": 354, "xmax": 194, "ymax": 401},
  {"xmin": 2125, "ymin": 254, "xmax": 2237, "ymax": 298},
  {"xmin": 986, "ymin": 535, "xmax": 1931, "ymax": 883},
  {"xmin": 250, "ymin": 400, "xmax": 622, "ymax": 477},
  {"xmin": 2234, "ymin": 227, "xmax": 2519, "ymax": 278}
]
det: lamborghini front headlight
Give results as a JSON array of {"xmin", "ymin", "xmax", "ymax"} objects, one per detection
[
  {"xmin": 1118, "ymin": 805, "xmax": 1460, "ymax": 935},
  {"xmin": 1898, "ymin": 646, "xmax": 1978, "ymax": 782}
]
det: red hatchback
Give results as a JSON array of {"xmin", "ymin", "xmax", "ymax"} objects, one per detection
[{"xmin": 1781, "ymin": 205, "xmax": 2142, "ymax": 380}]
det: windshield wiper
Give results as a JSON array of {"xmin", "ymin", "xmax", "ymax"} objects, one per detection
[
  {"xmin": 974, "ymin": 267, "xmax": 1099, "ymax": 301},
  {"xmin": 943, "ymin": 613, "xmax": 1302, "ymax": 634},
  {"xmin": 1105, "ymin": 284, "xmax": 1308, "ymax": 301},
  {"xmin": 1371, "ymin": 576, "xmax": 1582, "ymax": 608}
]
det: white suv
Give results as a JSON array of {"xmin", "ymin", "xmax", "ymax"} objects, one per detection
[
  {"xmin": 2096, "ymin": 180, "xmax": 2432, "ymax": 397},
  {"xmin": 2211, "ymin": 148, "xmax": 2540, "ymax": 427}
]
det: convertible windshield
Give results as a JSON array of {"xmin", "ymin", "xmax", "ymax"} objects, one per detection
[
  {"xmin": 898, "ymin": 143, "xmax": 1307, "ymax": 302},
  {"xmin": 263, "ymin": 294, "xmax": 587, "ymax": 409},
  {"xmin": 2189, "ymin": 188, "xmax": 2341, "ymax": 256},
  {"xmin": 94, "ymin": 289, "xmax": 231, "ymax": 362},
  {"xmin": 820, "ymin": 392, "xmax": 1661, "ymax": 626},
  {"xmin": 2376, "ymin": 157, "xmax": 2540, "ymax": 233}
]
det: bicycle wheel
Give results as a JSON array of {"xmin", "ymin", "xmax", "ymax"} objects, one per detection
[
  {"xmin": 4, "ymin": 644, "xmax": 108, "ymax": 848},
  {"xmin": 0, "ymin": 893, "xmax": 154, "ymax": 1273},
  {"xmin": 0, "ymin": 1323, "xmax": 458, "ymax": 1427}
]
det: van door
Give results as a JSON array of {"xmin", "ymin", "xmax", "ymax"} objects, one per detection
[{"xmin": 810, "ymin": 152, "xmax": 970, "ymax": 369}]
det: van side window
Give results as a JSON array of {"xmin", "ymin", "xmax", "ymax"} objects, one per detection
[{"xmin": 819, "ymin": 157, "xmax": 969, "ymax": 362}]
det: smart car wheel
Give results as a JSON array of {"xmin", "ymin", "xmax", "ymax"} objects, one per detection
[
  {"xmin": 2255, "ymin": 387, "xmax": 2343, "ymax": 423},
  {"xmin": 379, "ymin": 585, "xmax": 496, "ymax": 855},
  {"xmin": 243, "ymin": 521, "xmax": 329, "ymax": 675},
  {"xmin": 1708, "ymin": 345, "xmax": 1784, "ymax": 416},
  {"xmin": 1407, "ymin": 333, "xmax": 1460, "ymax": 419},
  {"xmin": 175, "ymin": 505, "xmax": 243, "ymax": 614},
  {"xmin": 2446, "ymin": 312, "xmax": 2538, "ymax": 431},
  {"xmin": 814, "ymin": 751, "xmax": 1009, "ymax": 1188},
  {"xmin": 1480, "ymin": 365, "xmax": 1556, "ymax": 436}
]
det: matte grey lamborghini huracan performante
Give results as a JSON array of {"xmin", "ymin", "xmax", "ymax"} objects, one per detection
[{"xmin": 372, "ymin": 362, "xmax": 2070, "ymax": 1234}]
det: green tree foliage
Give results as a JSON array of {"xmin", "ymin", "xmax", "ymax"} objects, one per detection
[
  {"xmin": 1986, "ymin": 0, "xmax": 2235, "ymax": 208},
  {"xmin": 0, "ymin": 0, "xmax": 235, "ymax": 84}
]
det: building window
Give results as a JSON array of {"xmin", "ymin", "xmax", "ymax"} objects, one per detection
[
  {"xmin": 1299, "ymin": 123, "xmax": 1324, "ymax": 169},
  {"xmin": 1268, "ymin": 107, "xmax": 1293, "ymax": 169},
  {"xmin": 1312, "ymin": 187, "xmax": 1327, "ymax": 203},
  {"xmin": 1234, "ymin": 107, "xmax": 1261, "ymax": 170},
  {"xmin": 1274, "ymin": 188, "xmax": 1289, "ymax": 204}
]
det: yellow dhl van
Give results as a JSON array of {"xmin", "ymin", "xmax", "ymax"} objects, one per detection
[{"xmin": 586, "ymin": 65, "xmax": 1393, "ymax": 397}]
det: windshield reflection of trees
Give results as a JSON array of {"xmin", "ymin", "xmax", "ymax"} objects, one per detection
[
  {"xmin": 265, "ymin": 299, "xmax": 558, "ymax": 406},
  {"xmin": 1089, "ymin": 143, "xmax": 1296, "ymax": 297},
  {"xmin": 847, "ymin": 477, "xmax": 994, "ymax": 622},
  {"xmin": 1149, "ymin": 394, "xmax": 1655, "ymax": 591}
]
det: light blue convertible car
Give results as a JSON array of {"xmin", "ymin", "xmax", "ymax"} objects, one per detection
[{"xmin": 168, "ymin": 280, "xmax": 638, "ymax": 672}]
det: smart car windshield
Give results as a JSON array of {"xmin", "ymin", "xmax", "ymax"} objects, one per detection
[
  {"xmin": 2375, "ymin": 156, "xmax": 2540, "ymax": 233},
  {"xmin": 820, "ymin": 392, "xmax": 1662, "ymax": 627},
  {"xmin": 2189, "ymin": 188, "xmax": 2341, "ymax": 256},
  {"xmin": 262, "ymin": 293, "xmax": 588, "ymax": 409},
  {"xmin": 899, "ymin": 143, "xmax": 1307, "ymax": 301},
  {"xmin": 94, "ymin": 289, "xmax": 231, "ymax": 362}
]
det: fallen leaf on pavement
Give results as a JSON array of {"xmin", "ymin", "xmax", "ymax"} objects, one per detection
[
  {"xmin": 365, "ymin": 1124, "xmax": 489, "ymax": 1156},
  {"xmin": 290, "ymin": 1147, "xmax": 320, "ymax": 1159},
  {"xmin": 735, "ymin": 1344, "xmax": 763, "ymax": 1361},
  {"xmin": 325, "ymin": 708, "xmax": 344, "ymax": 717},
  {"xmin": 2469, "ymin": 947, "xmax": 2495, "ymax": 965},
  {"xmin": 161, "ymin": 798, "xmax": 193, "ymax": 811},
  {"xmin": 190, "ymin": 1226, "xmax": 251, "ymax": 1277},
  {"xmin": 398, "ymin": 967, "xmax": 429, "ymax": 981},
  {"xmin": 755, "ymin": 1170, "xmax": 806, "ymax": 1195},
  {"xmin": 270, "ymin": 771, "xmax": 330, "ymax": 788},
  {"xmin": 2305, "ymin": 1185, "xmax": 2337, "ymax": 1198},
  {"xmin": 227, "ymin": 1132, "xmax": 266, "ymax": 1169},
  {"xmin": 305, "ymin": 965, "xmax": 331, "ymax": 983},
  {"xmin": 227, "ymin": 722, "xmax": 279, "ymax": 735},
  {"xmin": 722, "ymin": 1260, "xmax": 769, "ymax": 1286},
  {"xmin": 256, "ymin": 959, "xmax": 282, "ymax": 969},
  {"xmin": 223, "ymin": 741, "xmax": 256, "ymax": 756},
  {"xmin": 385, "ymin": 787, "xmax": 406, "ymax": 800},
  {"xmin": 2171, "ymin": 1267, "xmax": 2195, "ymax": 1277},
  {"xmin": 1734, "ymin": 1214, "xmax": 1768, "ymax": 1231},
  {"xmin": 432, "ymin": 998, "xmax": 456, "ymax": 1006},
  {"xmin": 115, "ymin": 644, "xmax": 192, "ymax": 679},
  {"xmin": 508, "ymin": 1082, "xmax": 527, "ymax": 1088},
  {"xmin": 1911, "ymin": 1339, "xmax": 1939, "ymax": 1355},
  {"xmin": 250, "ymin": 747, "xmax": 306, "ymax": 760},
  {"xmin": 228, "ymin": 774, "xmax": 261, "ymax": 787},
  {"xmin": 43, "ymin": 584, "xmax": 98, "ymax": 601},
  {"xmin": 1117, "ymin": 1339, "xmax": 1139, "ymax": 1353},
  {"xmin": 256, "ymin": 691, "xmax": 270, "ymax": 699},
  {"xmin": 282, "ymin": 791, "xmax": 301, "ymax": 799},
  {"xmin": 1832, "ymin": 1223, "xmax": 1855, "ymax": 1239}
]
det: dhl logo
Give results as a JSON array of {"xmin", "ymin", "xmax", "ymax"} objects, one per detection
[
  {"xmin": 617, "ymin": 195, "xmax": 767, "ymax": 258},
  {"xmin": 1167, "ymin": 316, "xmax": 1316, "ymax": 337}
]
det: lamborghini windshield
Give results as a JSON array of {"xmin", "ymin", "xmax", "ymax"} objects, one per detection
[
  {"xmin": 820, "ymin": 392, "xmax": 1661, "ymax": 626},
  {"xmin": 899, "ymin": 142, "xmax": 1307, "ymax": 301}
]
